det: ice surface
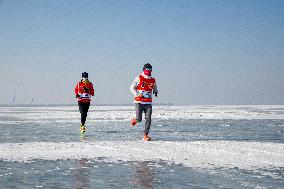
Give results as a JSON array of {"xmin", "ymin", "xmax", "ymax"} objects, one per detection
[
  {"xmin": 0, "ymin": 105, "xmax": 284, "ymax": 188},
  {"xmin": 1, "ymin": 141, "xmax": 283, "ymax": 170}
]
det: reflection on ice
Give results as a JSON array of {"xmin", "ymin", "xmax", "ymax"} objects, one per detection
[{"xmin": 0, "ymin": 159, "xmax": 283, "ymax": 189}]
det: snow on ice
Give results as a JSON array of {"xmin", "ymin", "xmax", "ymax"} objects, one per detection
[{"xmin": 0, "ymin": 141, "xmax": 283, "ymax": 170}]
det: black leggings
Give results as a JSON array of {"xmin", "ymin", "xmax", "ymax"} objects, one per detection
[{"xmin": 78, "ymin": 102, "xmax": 90, "ymax": 125}]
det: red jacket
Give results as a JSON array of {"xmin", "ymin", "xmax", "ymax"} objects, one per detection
[{"xmin": 74, "ymin": 81, "xmax": 94, "ymax": 103}]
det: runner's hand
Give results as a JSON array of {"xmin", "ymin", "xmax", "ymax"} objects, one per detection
[
  {"xmin": 84, "ymin": 87, "xmax": 89, "ymax": 92},
  {"xmin": 153, "ymin": 92, "xmax": 158, "ymax": 97}
]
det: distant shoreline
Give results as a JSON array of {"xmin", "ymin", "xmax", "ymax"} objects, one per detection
[
  {"xmin": 0, "ymin": 103, "xmax": 175, "ymax": 107},
  {"xmin": 1, "ymin": 104, "xmax": 284, "ymax": 107}
]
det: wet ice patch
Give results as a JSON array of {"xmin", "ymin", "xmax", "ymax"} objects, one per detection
[{"xmin": 1, "ymin": 159, "xmax": 282, "ymax": 189}]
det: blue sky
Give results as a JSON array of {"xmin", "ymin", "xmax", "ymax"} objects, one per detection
[{"xmin": 0, "ymin": 0, "xmax": 284, "ymax": 105}]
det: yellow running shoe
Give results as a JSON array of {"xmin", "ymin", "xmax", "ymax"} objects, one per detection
[{"xmin": 80, "ymin": 125, "xmax": 86, "ymax": 133}]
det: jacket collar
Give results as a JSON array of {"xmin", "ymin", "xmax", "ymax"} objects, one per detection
[{"xmin": 141, "ymin": 72, "xmax": 152, "ymax": 79}]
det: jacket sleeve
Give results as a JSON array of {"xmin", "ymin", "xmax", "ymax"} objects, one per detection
[
  {"xmin": 74, "ymin": 83, "xmax": 79, "ymax": 95},
  {"xmin": 130, "ymin": 76, "xmax": 139, "ymax": 97},
  {"xmin": 89, "ymin": 83, "xmax": 95, "ymax": 96},
  {"xmin": 153, "ymin": 81, "xmax": 158, "ymax": 94}
]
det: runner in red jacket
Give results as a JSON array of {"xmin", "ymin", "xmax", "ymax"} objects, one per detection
[{"xmin": 74, "ymin": 72, "xmax": 94, "ymax": 133}]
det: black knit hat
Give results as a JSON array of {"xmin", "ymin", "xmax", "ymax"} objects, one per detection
[
  {"xmin": 143, "ymin": 63, "xmax": 152, "ymax": 71},
  {"xmin": 82, "ymin": 72, "xmax": 88, "ymax": 78}
]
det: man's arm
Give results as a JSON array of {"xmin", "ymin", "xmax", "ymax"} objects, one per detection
[
  {"xmin": 89, "ymin": 83, "xmax": 95, "ymax": 96},
  {"xmin": 74, "ymin": 83, "xmax": 80, "ymax": 98},
  {"xmin": 153, "ymin": 82, "xmax": 158, "ymax": 97},
  {"xmin": 130, "ymin": 76, "xmax": 139, "ymax": 96}
]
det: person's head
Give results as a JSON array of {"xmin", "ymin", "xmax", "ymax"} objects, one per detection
[
  {"xmin": 81, "ymin": 72, "xmax": 89, "ymax": 83},
  {"xmin": 143, "ymin": 63, "xmax": 152, "ymax": 76}
]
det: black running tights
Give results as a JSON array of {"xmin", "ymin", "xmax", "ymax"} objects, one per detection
[{"xmin": 78, "ymin": 102, "xmax": 90, "ymax": 125}]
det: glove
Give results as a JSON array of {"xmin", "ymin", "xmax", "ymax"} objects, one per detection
[
  {"xmin": 84, "ymin": 87, "xmax": 89, "ymax": 92},
  {"xmin": 136, "ymin": 91, "xmax": 143, "ymax": 98},
  {"xmin": 76, "ymin": 94, "xmax": 80, "ymax": 98},
  {"xmin": 153, "ymin": 91, "xmax": 158, "ymax": 97}
]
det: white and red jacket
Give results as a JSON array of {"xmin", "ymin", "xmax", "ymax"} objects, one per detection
[
  {"xmin": 74, "ymin": 81, "xmax": 94, "ymax": 103},
  {"xmin": 130, "ymin": 73, "xmax": 158, "ymax": 104}
]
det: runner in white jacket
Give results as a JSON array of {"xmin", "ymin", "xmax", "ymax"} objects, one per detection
[{"xmin": 130, "ymin": 63, "xmax": 158, "ymax": 141}]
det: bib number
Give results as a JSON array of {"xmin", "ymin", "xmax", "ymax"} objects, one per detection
[
  {"xmin": 80, "ymin": 93, "xmax": 91, "ymax": 99},
  {"xmin": 139, "ymin": 91, "xmax": 152, "ymax": 98}
]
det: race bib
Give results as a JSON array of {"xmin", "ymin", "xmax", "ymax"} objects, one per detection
[
  {"xmin": 80, "ymin": 93, "xmax": 91, "ymax": 99},
  {"xmin": 138, "ymin": 91, "xmax": 152, "ymax": 98}
]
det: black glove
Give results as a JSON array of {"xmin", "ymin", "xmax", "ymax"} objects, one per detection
[
  {"xmin": 76, "ymin": 94, "xmax": 80, "ymax": 98},
  {"xmin": 153, "ymin": 91, "xmax": 158, "ymax": 97},
  {"xmin": 84, "ymin": 87, "xmax": 89, "ymax": 92}
]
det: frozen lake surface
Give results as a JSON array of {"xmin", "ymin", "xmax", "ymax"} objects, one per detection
[{"xmin": 0, "ymin": 105, "xmax": 284, "ymax": 188}]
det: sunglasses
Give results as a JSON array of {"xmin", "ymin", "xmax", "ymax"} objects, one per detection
[{"xmin": 145, "ymin": 68, "xmax": 152, "ymax": 71}]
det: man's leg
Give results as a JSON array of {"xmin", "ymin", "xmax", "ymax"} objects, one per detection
[
  {"xmin": 79, "ymin": 102, "xmax": 90, "ymax": 125},
  {"xmin": 135, "ymin": 103, "xmax": 143, "ymax": 122},
  {"xmin": 131, "ymin": 103, "xmax": 143, "ymax": 126},
  {"xmin": 82, "ymin": 102, "xmax": 90, "ymax": 125},
  {"xmin": 78, "ymin": 102, "xmax": 84, "ymax": 125},
  {"xmin": 144, "ymin": 104, "xmax": 152, "ymax": 135}
]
